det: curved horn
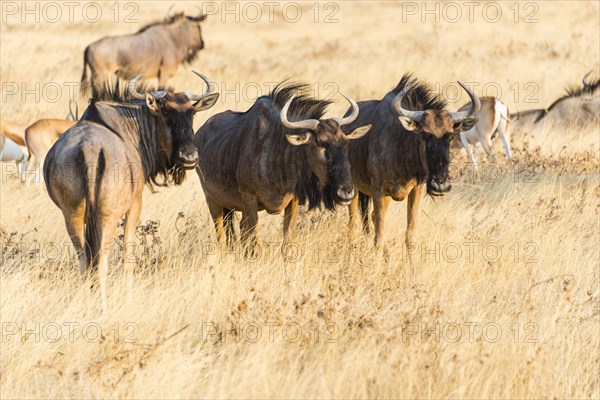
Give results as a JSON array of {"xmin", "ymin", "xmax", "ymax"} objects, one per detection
[
  {"xmin": 449, "ymin": 82, "xmax": 481, "ymax": 124},
  {"xmin": 184, "ymin": 70, "xmax": 215, "ymax": 101},
  {"xmin": 332, "ymin": 92, "xmax": 360, "ymax": 127},
  {"xmin": 280, "ymin": 95, "xmax": 320, "ymax": 131},
  {"xmin": 194, "ymin": 6, "xmax": 204, "ymax": 19},
  {"xmin": 391, "ymin": 78, "xmax": 425, "ymax": 122},
  {"xmin": 583, "ymin": 70, "xmax": 593, "ymax": 87},
  {"xmin": 166, "ymin": 4, "xmax": 174, "ymax": 18},
  {"xmin": 127, "ymin": 73, "xmax": 146, "ymax": 100}
]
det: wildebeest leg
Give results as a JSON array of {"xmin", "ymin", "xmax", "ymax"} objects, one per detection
[
  {"xmin": 372, "ymin": 192, "xmax": 390, "ymax": 247},
  {"xmin": 206, "ymin": 197, "xmax": 227, "ymax": 245},
  {"xmin": 240, "ymin": 193, "xmax": 261, "ymax": 255},
  {"xmin": 223, "ymin": 208, "xmax": 237, "ymax": 248},
  {"xmin": 123, "ymin": 195, "xmax": 142, "ymax": 282},
  {"xmin": 96, "ymin": 216, "xmax": 119, "ymax": 312},
  {"xmin": 348, "ymin": 195, "xmax": 359, "ymax": 237},
  {"xmin": 359, "ymin": 192, "xmax": 371, "ymax": 234},
  {"xmin": 282, "ymin": 198, "xmax": 299, "ymax": 249},
  {"xmin": 62, "ymin": 208, "xmax": 85, "ymax": 273},
  {"xmin": 406, "ymin": 184, "xmax": 425, "ymax": 248}
]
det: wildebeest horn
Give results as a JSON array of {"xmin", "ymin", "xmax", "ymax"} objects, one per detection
[
  {"xmin": 127, "ymin": 73, "xmax": 167, "ymax": 100},
  {"xmin": 128, "ymin": 74, "xmax": 146, "ymax": 100},
  {"xmin": 392, "ymin": 79, "xmax": 425, "ymax": 122},
  {"xmin": 67, "ymin": 98, "xmax": 79, "ymax": 121},
  {"xmin": 332, "ymin": 92, "xmax": 360, "ymax": 127},
  {"xmin": 280, "ymin": 95, "xmax": 320, "ymax": 131},
  {"xmin": 449, "ymin": 82, "xmax": 481, "ymax": 124},
  {"xmin": 166, "ymin": 4, "xmax": 174, "ymax": 18},
  {"xmin": 583, "ymin": 70, "xmax": 593, "ymax": 87},
  {"xmin": 184, "ymin": 71, "xmax": 215, "ymax": 101},
  {"xmin": 194, "ymin": 6, "xmax": 204, "ymax": 19}
]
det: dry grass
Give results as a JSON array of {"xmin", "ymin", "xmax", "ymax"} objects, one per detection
[{"xmin": 1, "ymin": 1, "xmax": 599, "ymax": 398}]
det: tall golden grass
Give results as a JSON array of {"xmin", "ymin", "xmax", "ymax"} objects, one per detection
[{"xmin": 1, "ymin": 1, "xmax": 599, "ymax": 398}]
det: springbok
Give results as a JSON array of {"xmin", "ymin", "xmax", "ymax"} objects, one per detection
[
  {"xmin": 22, "ymin": 100, "xmax": 79, "ymax": 184},
  {"xmin": 44, "ymin": 72, "xmax": 219, "ymax": 309},
  {"xmin": 452, "ymin": 96, "xmax": 511, "ymax": 173},
  {"xmin": 0, "ymin": 120, "xmax": 27, "ymax": 147},
  {"xmin": 0, "ymin": 136, "xmax": 28, "ymax": 181}
]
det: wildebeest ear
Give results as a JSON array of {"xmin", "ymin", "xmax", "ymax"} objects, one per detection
[
  {"xmin": 146, "ymin": 93, "xmax": 160, "ymax": 114},
  {"xmin": 398, "ymin": 116, "xmax": 418, "ymax": 131},
  {"xmin": 286, "ymin": 132, "xmax": 313, "ymax": 146},
  {"xmin": 346, "ymin": 124, "xmax": 372, "ymax": 140},
  {"xmin": 454, "ymin": 116, "xmax": 478, "ymax": 132},
  {"xmin": 193, "ymin": 93, "xmax": 219, "ymax": 112}
]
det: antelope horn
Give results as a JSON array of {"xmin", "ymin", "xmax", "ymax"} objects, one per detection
[
  {"xmin": 392, "ymin": 78, "xmax": 425, "ymax": 122},
  {"xmin": 332, "ymin": 92, "xmax": 360, "ymax": 127},
  {"xmin": 184, "ymin": 71, "xmax": 215, "ymax": 101},
  {"xmin": 583, "ymin": 70, "xmax": 593, "ymax": 87},
  {"xmin": 449, "ymin": 82, "xmax": 481, "ymax": 124},
  {"xmin": 280, "ymin": 95, "xmax": 320, "ymax": 131}
]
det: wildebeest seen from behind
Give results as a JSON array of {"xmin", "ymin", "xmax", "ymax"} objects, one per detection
[
  {"xmin": 344, "ymin": 74, "xmax": 480, "ymax": 248},
  {"xmin": 45, "ymin": 72, "xmax": 219, "ymax": 309},
  {"xmin": 195, "ymin": 82, "xmax": 372, "ymax": 252},
  {"xmin": 81, "ymin": 8, "xmax": 207, "ymax": 91}
]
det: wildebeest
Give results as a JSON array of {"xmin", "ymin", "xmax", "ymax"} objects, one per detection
[
  {"xmin": 194, "ymin": 82, "xmax": 372, "ymax": 251},
  {"xmin": 453, "ymin": 96, "xmax": 511, "ymax": 173},
  {"xmin": 23, "ymin": 100, "xmax": 79, "ymax": 184},
  {"xmin": 513, "ymin": 71, "xmax": 600, "ymax": 129},
  {"xmin": 81, "ymin": 8, "xmax": 207, "ymax": 90},
  {"xmin": 0, "ymin": 120, "xmax": 27, "ymax": 147},
  {"xmin": 343, "ymin": 74, "xmax": 480, "ymax": 248},
  {"xmin": 45, "ymin": 72, "xmax": 219, "ymax": 308}
]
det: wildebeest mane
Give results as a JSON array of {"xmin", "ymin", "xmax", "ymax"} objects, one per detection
[
  {"xmin": 391, "ymin": 73, "xmax": 447, "ymax": 111},
  {"xmin": 268, "ymin": 81, "xmax": 334, "ymax": 210},
  {"xmin": 81, "ymin": 79, "xmax": 184, "ymax": 188},
  {"xmin": 83, "ymin": 79, "xmax": 174, "ymax": 104},
  {"xmin": 546, "ymin": 77, "xmax": 600, "ymax": 113},
  {"xmin": 136, "ymin": 12, "xmax": 187, "ymax": 33}
]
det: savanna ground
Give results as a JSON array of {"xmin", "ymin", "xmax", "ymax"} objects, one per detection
[{"xmin": 1, "ymin": 1, "xmax": 599, "ymax": 398}]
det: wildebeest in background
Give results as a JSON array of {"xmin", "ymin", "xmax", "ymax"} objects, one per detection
[
  {"xmin": 513, "ymin": 71, "xmax": 600, "ymax": 130},
  {"xmin": 194, "ymin": 82, "xmax": 371, "ymax": 252},
  {"xmin": 452, "ymin": 96, "xmax": 511, "ymax": 174},
  {"xmin": 344, "ymin": 74, "xmax": 480, "ymax": 248},
  {"xmin": 45, "ymin": 72, "xmax": 219, "ymax": 309},
  {"xmin": 0, "ymin": 136, "xmax": 28, "ymax": 181},
  {"xmin": 81, "ymin": 7, "xmax": 207, "ymax": 91},
  {"xmin": 22, "ymin": 100, "xmax": 79, "ymax": 184},
  {"xmin": 0, "ymin": 120, "xmax": 27, "ymax": 147}
]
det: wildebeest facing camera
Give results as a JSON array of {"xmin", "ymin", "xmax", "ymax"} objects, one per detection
[{"xmin": 0, "ymin": 2, "xmax": 598, "ymax": 399}]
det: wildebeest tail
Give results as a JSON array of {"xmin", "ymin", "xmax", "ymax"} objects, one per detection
[{"xmin": 81, "ymin": 148, "xmax": 106, "ymax": 269}]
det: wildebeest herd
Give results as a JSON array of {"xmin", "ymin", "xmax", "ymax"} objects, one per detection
[{"xmin": 1, "ymin": 8, "xmax": 599, "ymax": 307}]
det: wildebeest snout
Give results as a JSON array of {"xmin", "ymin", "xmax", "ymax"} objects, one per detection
[
  {"xmin": 336, "ymin": 186, "xmax": 355, "ymax": 204},
  {"xmin": 178, "ymin": 146, "xmax": 199, "ymax": 167}
]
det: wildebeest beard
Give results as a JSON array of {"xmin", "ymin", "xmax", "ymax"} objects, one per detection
[{"xmin": 423, "ymin": 137, "xmax": 452, "ymax": 196}]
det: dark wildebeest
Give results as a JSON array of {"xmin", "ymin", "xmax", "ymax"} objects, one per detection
[
  {"xmin": 81, "ymin": 8, "xmax": 207, "ymax": 90},
  {"xmin": 343, "ymin": 74, "xmax": 480, "ymax": 248},
  {"xmin": 194, "ymin": 82, "xmax": 372, "ymax": 252},
  {"xmin": 513, "ymin": 71, "xmax": 600, "ymax": 129},
  {"xmin": 45, "ymin": 72, "xmax": 219, "ymax": 308}
]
